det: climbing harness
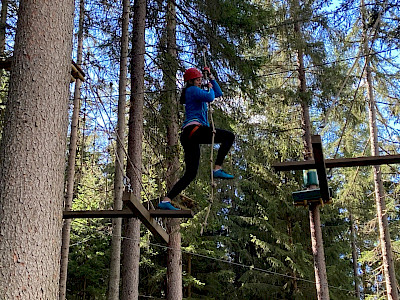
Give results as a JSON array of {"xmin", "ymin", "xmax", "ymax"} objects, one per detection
[{"xmin": 188, "ymin": 124, "xmax": 201, "ymax": 139}]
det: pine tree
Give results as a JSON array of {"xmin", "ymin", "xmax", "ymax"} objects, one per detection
[
  {"xmin": 107, "ymin": 0, "xmax": 130, "ymax": 298},
  {"xmin": 121, "ymin": 0, "xmax": 146, "ymax": 299},
  {"xmin": 0, "ymin": 0, "xmax": 74, "ymax": 297}
]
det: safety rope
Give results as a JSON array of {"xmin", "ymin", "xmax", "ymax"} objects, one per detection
[{"xmin": 200, "ymin": 46, "xmax": 216, "ymax": 236}]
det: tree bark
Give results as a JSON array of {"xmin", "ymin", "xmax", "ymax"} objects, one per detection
[
  {"xmin": 108, "ymin": 0, "xmax": 130, "ymax": 298},
  {"xmin": 0, "ymin": 0, "xmax": 73, "ymax": 298},
  {"xmin": 162, "ymin": 0, "xmax": 182, "ymax": 298},
  {"xmin": 121, "ymin": 0, "xmax": 146, "ymax": 299},
  {"xmin": 59, "ymin": 1, "xmax": 85, "ymax": 299}
]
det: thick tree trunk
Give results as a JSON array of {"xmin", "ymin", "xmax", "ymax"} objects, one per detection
[
  {"xmin": 121, "ymin": 0, "xmax": 146, "ymax": 299},
  {"xmin": 108, "ymin": 0, "xmax": 130, "ymax": 298},
  {"xmin": 0, "ymin": 0, "xmax": 7, "ymax": 54},
  {"xmin": 293, "ymin": 7, "xmax": 330, "ymax": 299},
  {"xmin": 167, "ymin": 219, "xmax": 182, "ymax": 299},
  {"xmin": 162, "ymin": 0, "xmax": 182, "ymax": 298},
  {"xmin": 0, "ymin": 0, "xmax": 73, "ymax": 298},
  {"xmin": 59, "ymin": 1, "xmax": 85, "ymax": 299}
]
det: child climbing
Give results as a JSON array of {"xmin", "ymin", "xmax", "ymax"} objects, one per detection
[{"xmin": 158, "ymin": 67, "xmax": 235, "ymax": 210}]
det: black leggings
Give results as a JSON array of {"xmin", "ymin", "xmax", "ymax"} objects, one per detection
[{"xmin": 166, "ymin": 125, "xmax": 235, "ymax": 200}]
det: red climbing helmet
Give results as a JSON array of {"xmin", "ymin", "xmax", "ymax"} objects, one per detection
[{"xmin": 183, "ymin": 68, "xmax": 203, "ymax": 82}]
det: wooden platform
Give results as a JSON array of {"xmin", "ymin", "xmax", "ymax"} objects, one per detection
[
  {"xmin": 0, "ymin": 57, "xmax": 85, "ymax": 82},
  {"xmin": 273, "ymin": 135, "xmax": 400, "ymax": 205},
  {"xmin": 292, "ymin": 188, "xmax": 333, "ymax": 207},
  {"xmin": 63, "ymin": 193, "xmax": 194, "ymax": 244},
  {"xmin": 122, "ymin": 192, "xmax": 194, "ymax": 243}
]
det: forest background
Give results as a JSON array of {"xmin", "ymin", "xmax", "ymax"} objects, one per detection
[{"xmin": 1, "ymin": 0, "xmax": 400, "ymax": 299}]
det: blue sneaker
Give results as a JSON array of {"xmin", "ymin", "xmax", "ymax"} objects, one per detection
[
  {"xmin": 158, "ymin": 201, "xmax": 180, "ymax": 210},
  {"xmin": 213, "ymin": 169, "xmax": 234, "ymax": 179}
]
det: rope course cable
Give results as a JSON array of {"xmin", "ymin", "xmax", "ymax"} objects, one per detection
[
  {"xmin": 68, "ymin": 228, "xmax": 372, "ymax": 296},
  {"xmin": 67, "ymin": 45, "xmax": 399, "ymax": 106},
  {"xmin": 84, "ymin": 79, "xmax": 157, "ymax": 206},
  {"xmin": 117, "ymin": 234, "xmax": 373, "ymax": 296}
]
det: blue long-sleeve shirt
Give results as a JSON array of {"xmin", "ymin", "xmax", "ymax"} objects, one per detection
[{"xmin": 182, "ymin": 79, "xmax": 223, "ymax": 128}]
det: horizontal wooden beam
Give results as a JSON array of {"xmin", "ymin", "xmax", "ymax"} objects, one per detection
[
  {"xmin": 273, "ymin": 154, "xmax": 400, "ymax": 171},
  {"xmin": 123, "ymin": 192, "xmax": 169, "ymax": 244},
  {"xmin": 63, "ymin": 209, "xmax": 194, "ymax": 219},
  {"xmin": 150, "ymin": 209, "xmax": 194, "ymax": 218},
  {"xmin": 63, "ymin": 209, "xmax": 137, "ymax": 219}
]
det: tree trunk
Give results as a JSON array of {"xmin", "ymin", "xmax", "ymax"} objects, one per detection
[
  {"xmin": 162, "ymin": 0, "xmax": 182, "ymax": 298},
  {"xmin": 0, "ymin": 0, "xmax": 7, "ymax": 54},
  {"xmin": 287, "ymin": 217, "xmax": 298, "ymax": 294},
  {"xmin": 350, "ymin": 213, "xmax": 361, "ymax": 299},
  {"xmin": 187, "ymin": 254, "xmax": 192, "ymax": 298},
  {"xmin": 59, "ymin": 1, "xmax": 85, "ymax": 299},
  {"xmin": 0, "ymin": 0, "xmax": 73, "ymax": 298},
  {"xmin": 360, "ymin": 2, "xmax": 398, "ymax": 298},
  {"xmin": 364, "ymin": 32, "xmax": 398, "ymax": 300},
  {"xmin": 121, "ymin": 0, "xmax": 146, "ymax": 299},
  {"xmin": 293, "ymin": 5, "xmax": 329, "ymax": 298},
  {"xmin": 108, "ymin": 0, "xmax": 130, "ymax": 299},
  {"xmin": 308, "ymin": 204, "xmax": 330, "ymax": 300}
]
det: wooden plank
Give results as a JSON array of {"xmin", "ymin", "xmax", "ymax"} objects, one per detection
[
  {"xmin": 326, "ymin": 154, "xmax": 400, "ymax": 168},
  {"xmin": 150, "ymin": 209, "xmax": 194, "ymax": 218},
  {"xmin": 63, "ymin": 209, "xmax": 137, "ymax": 219},
  {"xmin": 311, "ymin": 135, "xmax": 330, "ymax": 202},
  {"xmin": 273, "ymin": 154, "xmax": 400, "ymax": 171},
  {"xmin": 123, "ymin": 192, "xmax": 169, "ymax": 244},
  {"xmin": 71, "ymin": 60, "xmax": 86, "ymax": 81}
]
